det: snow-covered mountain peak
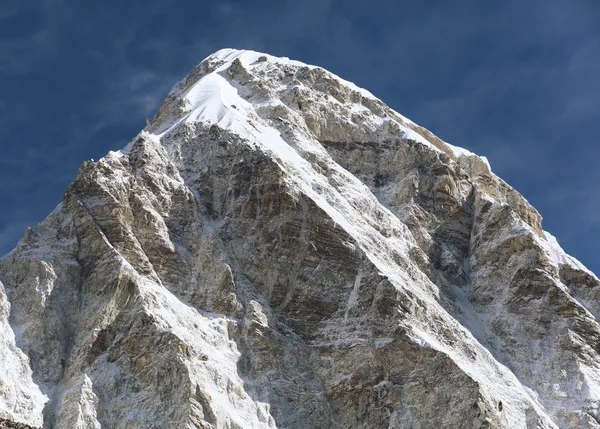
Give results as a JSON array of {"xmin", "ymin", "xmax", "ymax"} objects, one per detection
[
  {"xmin": 154, "ymin": 48, "xmax": 488, "ymax": 171},
  {"xmin": 192, "ymin": 48, "xmax": 378, "ymax": 99},
  {"xmin": 1, "ymin": 48, "xmax": 599, "ymax": 428}
]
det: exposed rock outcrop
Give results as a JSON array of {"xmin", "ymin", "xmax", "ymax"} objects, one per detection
[{"xmin": 0, "ymin": 49, "xmax": 598, "ymax": 428}]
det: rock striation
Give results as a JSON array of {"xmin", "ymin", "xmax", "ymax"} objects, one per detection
[{"xmin": 1, "ymin": 49, "xmax": 599, "ymax": 428}]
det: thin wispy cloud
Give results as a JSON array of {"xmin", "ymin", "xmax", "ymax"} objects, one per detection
[
  {"xmin": 561, "ymin": 37, "xmax": 600, "ymax": 124},
  {"xmin": 0, "ymin": 0, "xmax": 67, "ymax": 73}
]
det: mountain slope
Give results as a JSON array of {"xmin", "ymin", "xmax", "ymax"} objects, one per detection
[{"xmin": 1, "ymin": 49, "xmax": 599, "ymax": 428}]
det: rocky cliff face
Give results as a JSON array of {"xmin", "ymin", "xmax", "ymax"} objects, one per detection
[{"xmin": 1, "ymin": 49, "xmax": 599, "ymax": 429}]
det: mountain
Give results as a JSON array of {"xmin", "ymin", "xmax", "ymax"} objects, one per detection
[{"xmin": 1, "ymin": 49, "xmax": 599, "ymax": 429}]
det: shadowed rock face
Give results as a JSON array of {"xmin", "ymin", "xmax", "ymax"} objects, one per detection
[
  {"xmin": 0, "ymin": 418, "xmax": 40, "ymax": 429},
  {"xmin": 1, "ymin": 49, "xmax": 599, "ymax": 429}
]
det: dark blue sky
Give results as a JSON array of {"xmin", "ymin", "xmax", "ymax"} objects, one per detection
[{"xmin": 1, "ymin": 0, "xmax": 598, "ymax": 274}]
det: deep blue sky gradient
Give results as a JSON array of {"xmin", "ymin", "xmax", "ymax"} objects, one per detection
[{"xmin": 0, "ymin": 0, "xmax": 598, "ymax": 273}]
